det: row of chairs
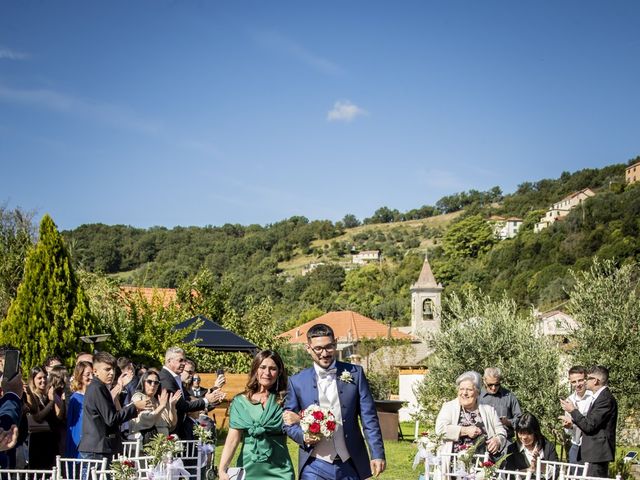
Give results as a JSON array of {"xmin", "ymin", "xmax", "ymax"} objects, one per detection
[
  {"xmin": 0, "ymin": 439, "xmax": 212, "ymax": 480},
  {"xmin": 423, "ymin": 451, "xmax": 621, "ymax": 480}
]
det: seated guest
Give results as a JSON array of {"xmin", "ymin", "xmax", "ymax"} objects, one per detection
[
  {"xmin": 65, "ymin": 361, "xmax": 93, "ymax": 458},
  {"xmin": 436, "ymin": 371, "xmax": 507, "ymax": 458},
  {"xmin": 505, "ymin": 413, "xmax": 558, "ymax": 475},
  {"xmin": 78, "ymin": 352, "xmax": 148, "ymax": 461},
  {"xmin": 128, "ymin": 369, "xmax": 180, "ymax": 444}
]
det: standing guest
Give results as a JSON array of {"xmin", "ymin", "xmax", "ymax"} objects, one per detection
[
  {"xmin": 505, "ymin": 413, "xmax": 558, "ymax": 473},
  {"xmin": 43, "ymin": 356, "xmax": 63, "ymax": 375},
  {"xmin": 480, "ymin": 367, "xmax": 522, "ymax": 444},
  {"xmin": 0, "ymin": 353, "xmax": 24, "ymax": 468},
  {"xmin": 436, "ymin": 371, "xmax": 507, "ymax": 458},
  {"xmin": 190, "ymin": 375, "xmax": 205, "ymax": 398},
  {"xmin": 561, "ymin": 366, "xmax": 618, "ymax": 478},
  {"xmin": 284, "ymin": 323, "xmax": 386, "ymax": 480},
  {"xmin": 76, "ymin": 352, "xmax": 94, "ymax": 365},
  {"xmin": 129, "ymin": 370, "xmax": 180, "ymax": 444},
  {"xmin": 25, "ymin": 367, "xmax": 64, "ymax": 468},
  {"xmin": 65, "ymin": 361, "xmax": 93, "ymax": 458},
  {"xmin": 116, "ymin": 357, "xmax": 137, "ymax": 437},
  {"xmin": 78, "ymin": 352, "xmax": 148, "ymax": 462},
  {"xmin": 182, "ymin": 359, "xmax": 196, "ymax": 394},
  {"xmin": 218, "ymin": 350, "xmax": 295, "ymax": 480},
  {"xmin": 47, "ymin": 366, "xmax": 69, "ymax": 456},
  {"xmin": 559, "ymin": 366, "xmax": 594, "ymax": 466},
  {"xmin": 159, "ymin": 347, "xmax": 225, "ymax": 440}
]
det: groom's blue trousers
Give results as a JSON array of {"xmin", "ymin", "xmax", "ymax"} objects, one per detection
[{"xmin": 300, "ymin": 456, "xmax": 360, "ymax": 480}]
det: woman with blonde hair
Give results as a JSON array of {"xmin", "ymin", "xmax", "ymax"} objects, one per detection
[{"xmin": 65, "ymin": 360, "xmax": 93, "ymax": 457}]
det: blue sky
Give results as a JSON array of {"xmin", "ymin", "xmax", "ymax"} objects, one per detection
[{"xmin": 1, "ymin": 1, "xmax": 639, "ymax": 230}]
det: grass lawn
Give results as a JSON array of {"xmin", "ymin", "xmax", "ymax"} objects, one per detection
[{"xmin": 215, "ymin": 422, "xmax": 420, "ymax": 479}]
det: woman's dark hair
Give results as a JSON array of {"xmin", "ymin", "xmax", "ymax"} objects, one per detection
[
  {"xmin": 136, "ymin": 368, "xmax": 161, "ymax": 397},
  {"xmin": 48, "ymin": 365, "xmax": 67, "ymax": 394},
  {"xmin": 245, "ymin": 350, "xmax": 288, "ymax": 404},
  {"xmin": 515, "ymin": 412, "xmax": 543, "ymax": 445},
  {"xmin": 28, "ymin": 366, "xmax": 45, "ymax": 392}
]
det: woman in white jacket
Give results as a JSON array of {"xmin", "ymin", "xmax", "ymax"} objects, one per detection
[{"xmin": 436, "ymin": 371, "xmax": 507, "ymax": 457}]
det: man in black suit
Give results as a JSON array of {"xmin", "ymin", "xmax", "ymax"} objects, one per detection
[
  {"xmin": 561, "ymin": 365, "xmax": 618, "ymax": 478},
  {"xmin": 158, "ymin": 347, "xmax": 225, "ymax": 440},
  {"xmin": 78, "ymin": 352, "xmax": 149, "ymax": 461}
]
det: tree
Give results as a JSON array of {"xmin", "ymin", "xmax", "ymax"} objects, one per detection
[
  {"xmin": 342, "ymin": 214, "xmax": 361, "ymax": 229},
  {"xmin": 566, "ymin": 259, "xmax": 640, "ymax": 425},
  {"xmin": 414, "ymin": 291, "xmax": 562, "ymax": 440},
  {"xmin": 0, "ymin": 205, "xmax": 36, "ymax": 317},
  {"xmin": 0, "ymin": 215, "xmax": 95, "ymax": 368},
  {"xmin": 442, "ymin": 215, "xmax": 496, "ymax": 259}
]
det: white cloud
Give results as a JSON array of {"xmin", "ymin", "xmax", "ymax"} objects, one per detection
[
  {"xmin": 252, "ymin": 30, "xmax": 344, "ymax": 76},
  {"xmin": 0, "ymin": 46, "xmax": 29, "ymax": 60},
  {"xmin": 327, "ymin": 100, "xmax": 368, "ymax": 122}
]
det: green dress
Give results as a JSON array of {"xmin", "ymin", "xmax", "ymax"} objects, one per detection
[{"xmin": 229, "ymin": 393, "xmax": 295, "ymax": 480}]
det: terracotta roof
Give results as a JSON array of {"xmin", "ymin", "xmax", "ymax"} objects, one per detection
[
  {"xmin": 410, "ymin": 257, "xmax": 442, "ymax": 290},
  {"xmin": 119, "ymin": 286, "xmax": 178, "ymax": 307},
  {"xmin": 559, "ymin": 188, "xmax": 595, "ymax": 203},
  {"xmin": 278, "ymin": 310, "xmax": 413, "ymax": 344}
]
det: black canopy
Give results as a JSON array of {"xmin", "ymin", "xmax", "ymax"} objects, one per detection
[{"xmin": 175, "ymin": 315, "xmax": 259, "ymax": 353}]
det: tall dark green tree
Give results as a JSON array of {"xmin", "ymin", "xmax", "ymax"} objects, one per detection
[{"xmin": 0, "ymin": 215, "xmax": 95, "ymax": 368}]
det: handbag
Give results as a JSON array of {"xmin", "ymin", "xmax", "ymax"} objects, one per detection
[
  {"xmin": 27, "ymin": 413, "xmax": 51, "ymax": 434},
  {"xmin": 139, "ymin": 425, "xmax": 159, "ymax": 444},
  {"xmin": 227, "ymin": 468, "xmax": 245, "ymax": 480}
]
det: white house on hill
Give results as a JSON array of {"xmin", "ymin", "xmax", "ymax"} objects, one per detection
[
  {"xmin": 489, "ymin": 216, "xmax": 523, "ymax": 240},
  {"xmin": 534, "ymin": 188, "xmax": 595, "ymax": 233}
]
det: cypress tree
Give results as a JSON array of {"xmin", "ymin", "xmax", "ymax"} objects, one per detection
[{"xmin": 0, "ymin": 214, "xmax": 95, "ymax": 368}]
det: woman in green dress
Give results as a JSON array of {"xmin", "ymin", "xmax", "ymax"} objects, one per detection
[{"xmin": 218, "ymin": 350, "xmax": 296, "ymax": 480}]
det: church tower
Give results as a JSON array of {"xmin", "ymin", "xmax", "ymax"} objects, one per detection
[{"xmin": 410, "ymin": 256, "xmax": 443, "ymax": 336}]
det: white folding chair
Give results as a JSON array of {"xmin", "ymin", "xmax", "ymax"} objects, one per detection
[
  {"xmin": 0, "ymin": 468, "xmax": 57, "ymax": 480},
  {"xmin": 125, "ymin": 455, "xmax": 154, "ymax": 480},
  {"xmin": 89, "ymin": 468, "xmax": 111, "ymax": 480},
  {"xmin": 565, "ymin": 475, "xmax": 621, "ymax": 480},
  {"xmin": 55, "ymin": 456, "xmax": 108, "ymax": 480},
  {"xmin": 537, "ymin": 458, "xmax": 590, "ymax": 480},
  {"xmin": 174, "ymin": 440, "xmax": 203, "ymax": 480},
  {"xmin": 121, "ymin": 439, "xmax": 142, "ymax": 458},
  {"xmin": 494, "ymin": 468, "xmax": 534, "ymax": 480},
  {"xmin": 439, "ymin": 452, "xmax": 489, "ymax": 478}
]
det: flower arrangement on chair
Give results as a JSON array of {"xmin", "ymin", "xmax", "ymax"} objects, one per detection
[
  {"xmin": 456, "ymin": 436, "xmax": 486, "ymax": 476},
  {"xmin": 144, "ymin": 434, "xmax": 184, "ymax": 466},
  {"xmin": 112, "ymin": 459, "xmax": 137, "ymax": 480}
]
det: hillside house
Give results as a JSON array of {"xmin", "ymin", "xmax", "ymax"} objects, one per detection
[
  {"xmin": 534, "ymin": 188, "xmax": 595, "ymax": 233},
  {"xmin": 352, "ymin": 250, "xmax": 380, "ymax": 264},
  {"xmin": 626, "ymin": 161, "xmax": 640, "ymax": 184},
  {"xmin": 535, "ymin": 310, "xmax": 579, "ymax": 342},
  {"xmin": 489, "ymin": 216, "xmax": 523, "ymax": 240}
]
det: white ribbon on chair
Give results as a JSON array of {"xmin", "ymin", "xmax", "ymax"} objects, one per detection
[
  {"xmin": 149, "ymin": 458, "xmax": 191, "ymax": 480},
  {"xmin": 198, "ymin": 444, "xmax": 214, "ymax": 466}
]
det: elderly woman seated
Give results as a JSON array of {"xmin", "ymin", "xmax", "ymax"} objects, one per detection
[{"xmin": 436, "ymin": 371, "xmax": 507, "ymax": 458}]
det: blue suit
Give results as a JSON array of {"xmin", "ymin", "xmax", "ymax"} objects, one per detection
[
  {"xmin": 284, "ymin": 361, "xmax": 385, "ymax": 480},
  {"xmin": 0, "ymin": 392, "xmax": 23, "ymax": 468}
]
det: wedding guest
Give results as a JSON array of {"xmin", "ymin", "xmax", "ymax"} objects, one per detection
[
  {"xmin": 47, "ymin": 366, "xmax": 69, "ymax": 456},
  {"xmin": 559, "ymin": 366, "xmax": 594, "ymax": 466},
  {"xmin": 219, "ymin": 350, "xmax": 295, "ymax": 480},
  {"xmin": 78, "ymin": 352, "xmax": 148, "ymax": 461},
  {"xmin": 65, "ymin": 361, "xmax": 93, "ymax": 458},
  {"xmin": 128, "ymin": 369, "xmax": 180, "ymax": 444},
  {"xmin": 480, "ymin": 367, "xmax": 522, "ymax": 444},
  {"xmin": 25, "ymin": 367, "xmax": 63, "ymax": 468},
  {"xmin": 505, "ymin": 413, "xmax": 558, "ymax": 474},
  {"xmin": 436, "ymin": 371, "xmax": 507, "ymax": 457},
  {"xmin": 159, "ymin": 347, "xmax": 225, "ymax": 440}
]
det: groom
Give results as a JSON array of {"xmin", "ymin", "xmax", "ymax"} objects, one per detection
[{"xmin": 284, "ymin": 323, "xmax": 386, "ymax": 479}]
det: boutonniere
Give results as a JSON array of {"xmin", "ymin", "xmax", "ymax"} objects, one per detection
[{"xmin": 339, "ymin": 371, "xmax": 354, "ymax": 384}]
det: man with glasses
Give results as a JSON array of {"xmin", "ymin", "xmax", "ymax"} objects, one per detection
[
  {"xmin": 479, "ymin": 367, "xmax": 522, "ymax": 445},
  {"xmin": 159, "ymin": 347, "xmax": 225, "ymax": 440},
  {"xmin": 559, "ymin": 366, "xmax": 594, "ymax": 467},
  {"xmin": 284, "ymin": 323, "xmax": 386, "ymax": 480},
  {"xmin": 561, "ymin": 366, "xmax": 618, "ymax": 477}
]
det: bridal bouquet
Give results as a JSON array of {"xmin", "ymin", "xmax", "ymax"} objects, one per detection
[{"xmin": 300, "ymin": 404, "xmax": 336, "ymax": 442}]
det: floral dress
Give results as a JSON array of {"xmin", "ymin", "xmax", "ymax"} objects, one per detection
[{"xmin": 453, "ymin": 408, "xmax": 487, "ymax": 453}]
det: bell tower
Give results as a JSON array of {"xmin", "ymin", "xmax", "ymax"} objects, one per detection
[{"xmin": 410, "ymin": 256, "xmax": 443, "ymax": 336}]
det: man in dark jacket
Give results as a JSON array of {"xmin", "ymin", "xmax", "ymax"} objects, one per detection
[
  {"xmin": 561, "ymin": 365, "xmax": 618, "ymax": 477},
  {"xmin": 78, "ymin": 352, "xmax": 148, "ymax": 461},
  {"xmin": 159, "ymin": 347, "xmax": 224, "ymax": 440}
]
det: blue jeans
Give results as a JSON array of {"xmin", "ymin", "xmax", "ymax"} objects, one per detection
[
  {"xmin": 78, "ymin": 452, "xmax": 111, "ymax": 480},
  {"xmin": 300, "ymin": 457, "xmax": 359, "ymax": 480}
]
